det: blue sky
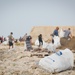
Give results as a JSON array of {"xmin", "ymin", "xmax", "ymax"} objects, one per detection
[{"xmin": 0, "ymin": 0, "xmax": 75, "ymax": 38}]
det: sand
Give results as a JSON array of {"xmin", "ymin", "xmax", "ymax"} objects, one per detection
[{"xmin": 0, "ymin": 44, "xmax": 75, "ymax": 75}]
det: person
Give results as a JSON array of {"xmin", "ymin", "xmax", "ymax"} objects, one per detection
[
  {"xmin": 24, "ymin": 33, "xmax": 27, "ymax": 41},
  {"xmin": 19, "ymin": 37, "xmax": 22, "ymax": 42},
  {"xmin": 0, "ymin": 36, "xmax": 1, "ymax": 44},
  {"xmin": 0, "ymin": 36, "xmax": 4, "ymax": 43},
  {"xmin": 23, "ymin": 33, "xmax": 28, "ymax": 51},
  {"xmin": 63, "ymin": 28, "xmax": 72, "ymax": 39},
  {"xmin": 25, "ymin": 35, "xmax": 33, "ymax": 51},
  {"xmin": 22, "ymin": 33, "xmax": 27, "ymax": 41},
  {"xmin": 53, "ymin": 27, "xmax": 59, "ymax": 36},
  {"xmin": 8, "ymin": 32, "xmax": 14, "ymax": 49},
  {"xmin": 38, "ymin": 34, "xmax": 43, "ymax": 47},
  {"xmin": 1, "ymin": 36, "xmax": 4, "ymax": 43},
  {"xmin": 4, "ymin": 37, "xmax": 6, "ymax": 41},
  {"xmin": 60, "ymin": 28, "xmax": 72, "ymax": 46}
]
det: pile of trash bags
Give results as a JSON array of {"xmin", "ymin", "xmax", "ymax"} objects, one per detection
[{"xmin": 35, "ymin": 36, "xmax": 61, "ymax": 52}]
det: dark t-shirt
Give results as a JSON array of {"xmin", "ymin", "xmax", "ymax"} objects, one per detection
[
  {"xmin": 38, "ymin": 35, "xmax": 43, "ymax": 42},
  {"xmin": 26, "ymin": 36, "xmax": 32, "ymax": 41},
  {"xmin": 53, "ymin": 30, "xmax": 59, "ymax": 36}
]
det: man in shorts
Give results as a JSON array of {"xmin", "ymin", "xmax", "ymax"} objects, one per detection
[{"xmin": 8, "ymin": 32, "xmax": 14, "ymax": 49}]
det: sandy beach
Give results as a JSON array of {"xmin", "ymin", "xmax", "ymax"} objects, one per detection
[{"xmin": 0, "ymin": 44, "xmax": 75, "ymax": 75}]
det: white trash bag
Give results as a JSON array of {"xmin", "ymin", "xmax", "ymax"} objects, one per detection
[
  {"xmin": 2, "ymin": 41, "xmax": 8, "ymax": 45},
  {"xmin": 2, "ymin": 37, "xmax": 9, "ymax": 45},
  {"xmin": 42, "ymin": 41, "xmax": 48, "ymax": 49},
  {"xmin": 59, "ymin": 29, "xmax": 65, "ymax": 38},
  {"xmin": 35, "ymin": 39, "xmax": 39, "ymax": 46},
  {"xmin": 53, "ymin": 36, "xmax": 61, "ymax": 48},
  {"xmin": 35, "ymin": 39, "xmax": 48, "ymax": 49},
  {"xmin": 46, "ymin": 43, "xmax": 56, "ymax": 52},
  {"xmin": 39, "ymin": 48, "xmax": 74, "ymax": 73}
]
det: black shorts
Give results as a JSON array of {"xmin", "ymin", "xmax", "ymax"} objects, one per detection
[{"xmin": 9, "ymin": 41, "xmax": 13, "ymax": 46}]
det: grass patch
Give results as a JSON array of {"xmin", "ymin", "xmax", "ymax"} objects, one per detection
[{"xmin": 15, "ymin": 42, "xmax": 24, "ymax": 46}]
